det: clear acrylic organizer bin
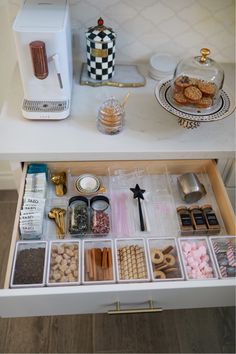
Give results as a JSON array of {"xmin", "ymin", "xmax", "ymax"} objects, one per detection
[
  {"xmin": 45, "ymin": 198, "xmax": 68, "ymax": 240},
  {"xmin": 46, "ymin": 240, "xmax": 81, "ymax": 286},
  {"xmin": 10, "ymin": 241, "xmax": 48, "ymax": 288},
  {"xmin": 209, "ymin": 236, "xmax": 236, "ymax": 278},
  {"xmin": 167, "ymin": 167, "xmax": 226, "ymax": 236},
  {"xmin": 115, "ymin": 238, "xmax": 150, "ymax": 283},
  {"xmin": 67, "ymin": 195, "xmax": 112, "ymax": 238},
  {"xmin": 82, "ymin": 239, "xmax": 115, "ymax": 284},
  {"xmin": 178, "ymin": 237, "xmax": 218, "ymax": 280},
  {"xmin": 147, "ymin": 238, "xmax": 184, "ymax": 281}
]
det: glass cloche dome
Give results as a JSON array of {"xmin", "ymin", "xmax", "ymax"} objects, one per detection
[{"xmin": 171, "ymin": 48, "xmax": 224, "ymax": 112}]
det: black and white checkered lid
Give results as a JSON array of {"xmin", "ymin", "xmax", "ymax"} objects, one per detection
[{"xmin": 86, "ymin": 17, "xmax": 116, "ymax": 43}]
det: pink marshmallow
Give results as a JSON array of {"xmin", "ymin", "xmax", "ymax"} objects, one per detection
[
  {"xmin": 198, "ymin": 245, "xmax": 207, "ymax": 256},
  {"xmin": 182, "ymin": 242, "xmax": 191, "ymax": 253},
  {"xmin": 199, "ymin": 261, "xmax": 207, "ymax": 270},
  {"xmin": 202, "ymin": 254, "xmax": 210, "ymax": 262}
]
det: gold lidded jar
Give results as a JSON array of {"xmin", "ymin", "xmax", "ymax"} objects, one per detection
[
  {"xmin": 171, "ymin": 48, "xmax": 224, "ymax": 112},
  {"xmin": 97, "ymin": 97, "xmax": 125, "ymax": 135}
]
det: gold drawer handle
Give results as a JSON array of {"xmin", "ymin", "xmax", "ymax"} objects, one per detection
[{"xmin": 108, "ymin": 300, "xmax": 163, "ymax": 315}]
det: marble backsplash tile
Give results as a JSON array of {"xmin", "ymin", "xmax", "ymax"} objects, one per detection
[{"xmin": 7, "ymin": 0, "xmax": 235, "ymax": 63}]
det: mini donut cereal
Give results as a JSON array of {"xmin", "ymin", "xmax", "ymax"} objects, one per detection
[
  {"xmin": 184, "ymin": 86, "xmax": 202, "ymax": 102},
  {"xmin": 198, "ymin": 81, "xmax": 216, "ymax": 96}
]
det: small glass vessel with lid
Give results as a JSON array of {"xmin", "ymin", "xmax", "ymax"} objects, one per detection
[
  {"xmin": 171, "ymin": 48, "xmax": 224, "ymax": 113},
  {"xmin": 97, "ymin": 97, "xmax": 125, "ymax": 135}
]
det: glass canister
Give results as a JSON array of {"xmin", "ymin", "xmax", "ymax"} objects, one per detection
[
  {"xmin": 86, "ymin": 17, "xmax": 116, "ymax": 81},
  {"xmin": 68, "ymin": 196, "xmax": 89, "ymax": 236},
  {"xmin": 171, "ymin": 48, "xmax": 224, "ymax": 111},
  {"xmin": 97, "ymin": 97, "xmax": 125, "ymax": 135},
  {"xmin": 90, "ymin": 196, "xmax": 111, "ymax": 235}
]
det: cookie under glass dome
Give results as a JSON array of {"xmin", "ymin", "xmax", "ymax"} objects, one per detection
[{"xmin": 170, "ymin": 48, "xmax": 224, "ymax": 114}]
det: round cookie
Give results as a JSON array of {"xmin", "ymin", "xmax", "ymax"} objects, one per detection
[
  {"xmin": 198, "ymin": 81, "xmax": 216, "ymax": 96},
  {"xmin": 184, "ymin": 86, "xmax": 202, "ymax": 102},
  {"xmin": 151, "ymin": 248, "xmax": 164, "ymax": 265},
  {"xmin": 164, "ymin": 254, "xmax": 176, "ymax": 267},
  {"xmin": 173, "ymin": 92, "xmax": 188, "ymax": 105},
  {"xmin": 175, "ymin": 76, "xmax": 193, "ymax": 89},
  {"xmin": 195, "ymin": 96, "xmax": 213, "ymax": 108},
  {"xmin": 153, "ymin": 270, "xmax": 166, "ymax": 279}
]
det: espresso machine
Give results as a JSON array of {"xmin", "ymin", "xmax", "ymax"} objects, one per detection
[{"xmin": 13, "ymin": 0, "xmax": 72, "ymax": 120}]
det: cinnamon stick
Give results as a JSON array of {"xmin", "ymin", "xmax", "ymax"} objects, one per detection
[
  {"xmin": 107, "ymin": 248, "xmax": 113, "ymax": 280},
  {"xmin": 91, "ymin": 248, "xmax": 97, "ymax": 281},
  {"xmin": 95, "ymin": 248, "xmax": 103, "ymax": 281},
  {"xmin": 88, "ymin": 249, "xmax": 94, "ymax": 280}
]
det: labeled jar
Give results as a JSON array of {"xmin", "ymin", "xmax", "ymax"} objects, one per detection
[
  {"xmin": 90, "ymin": 196, "xmax": 110, "ymax": 235},
  {"xmin": 177, "ymin": 205, "xmax": 194, "ymax": 235},
  {"xmin": 68, "ymin": 196, "xmax": 89, "ymax": 236},
  {"xmin": 189, "ymin": 205, "xmax": 207, "ymax": 234},
  {"xmin": 86, "ymin": 18, "xmax": 116, "ymax": 81},
  {"xmin": 201, "ymin": 204, "xmax": 220, "ymax": 234}
]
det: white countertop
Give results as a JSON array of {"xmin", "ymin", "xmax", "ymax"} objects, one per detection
[{"xmin": 0, "ymin": 63, "xmax": 235, "ymax": 162}]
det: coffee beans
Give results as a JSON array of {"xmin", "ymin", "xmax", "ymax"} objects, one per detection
[{"xmin": 13, "ymin": 247, "xmax": 45, "ymax": 285}]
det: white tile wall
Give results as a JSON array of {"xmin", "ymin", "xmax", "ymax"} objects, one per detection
[{"xmin": 6, "ymin": 0, "xmax": 235, "ymax": 64}]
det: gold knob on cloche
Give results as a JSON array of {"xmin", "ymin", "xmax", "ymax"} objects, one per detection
[{"xmin": 200, "ymin": 48, "xmax": 210, "ymax": 63}]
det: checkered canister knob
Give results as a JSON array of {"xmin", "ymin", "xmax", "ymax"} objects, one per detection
[{"xmin": 86, "ymin": 18, "xmax": 116, "ymax": 81}]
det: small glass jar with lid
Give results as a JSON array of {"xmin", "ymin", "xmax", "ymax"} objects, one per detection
[
  {"xmin": 90, "ymin": 196, "xmax": 111, "ymax": 236},
  {"xmin": 68, "ymin": 196, "xmax": 89, "ymax": 236},
  {"xmin": 97, "ymin": 97, "xmax": 125, "ymax": 135},
  {"xmin": 171, "ymin": 48, "xmax": 224, "ymax": 112}
]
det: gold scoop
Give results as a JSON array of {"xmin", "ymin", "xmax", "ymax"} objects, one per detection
[
  {"xmin": 51, "ymin": 172, "xmax": 67, "ymax": 196},
  {"xmin": 48, "ymin": 207, "xmax": 66, "ymax": 239}
]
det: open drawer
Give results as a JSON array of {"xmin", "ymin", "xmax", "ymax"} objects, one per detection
[{"xmin": 0, "ymin": 160, "xmax": 235, "ymax": 318}]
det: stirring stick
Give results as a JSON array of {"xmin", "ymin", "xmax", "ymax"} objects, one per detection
[
  {"xmin": 121, "ymin": 92, "xmax": 131, "ymax": 108},
  {"xmin": 130, "ymin": 184, "xmax": 146, "ymax": 232}
]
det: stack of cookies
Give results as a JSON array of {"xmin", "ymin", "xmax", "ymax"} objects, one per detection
[{"xmin": 173, "ymin": 75, "xmax": 216, "ymax": 109}]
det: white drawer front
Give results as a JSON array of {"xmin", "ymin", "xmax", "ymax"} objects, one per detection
[{"xmin": 0, "ymin": 280, "xmax": 235, "ymax": 317}]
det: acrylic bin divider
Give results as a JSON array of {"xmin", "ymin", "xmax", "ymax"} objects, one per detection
[
  {"xmin": 146, "ymin": 238, "xmax": 184, "ymax": 281},
  {"xmin": 109, "ymin": 166, "xmax": 165, "ymax": 237},
  {"xmin": 46, "ymin": 240, "xmax": 81, "ymax": 286},
  {"xmin": 47, "ymin": 168, "xmax": 69, "ymax": 199},
  {"xmin": 115, "ymin": 238, "xmax": 150, "ymax": 283},
  {"xmin": 82, "ymin": 239, "xmax": 115, "ymax": 284},
  {"xmin": 178, "ymin": 237, "xmax": 218, "ymax": 280},
  {"xmin": 67, "ymin": 165, "xmax": 110, "ymax": 198},
  {"xmin": 209, "ymin": 236, "xmax": 236, "ymax": 278},
  {"xmin": 45, "ymin": 198, "xmax": 68, "ymax": 240},
  {"xmin": 166, "ymin": 165, "xmax": 226, "ymax": 236},
  {"xmin": 10, "ymin": 240, "xmax": 48, "ymax": 288}
]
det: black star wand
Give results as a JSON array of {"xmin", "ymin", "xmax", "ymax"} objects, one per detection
[{"xmin": 130, "ymin": 184, "xmax": 146, "ymax": 231}]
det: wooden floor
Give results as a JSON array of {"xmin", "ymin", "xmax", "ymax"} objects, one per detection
[{"xmin": 0, "ymin": 190, "xmax": 235, "ymax": 353}]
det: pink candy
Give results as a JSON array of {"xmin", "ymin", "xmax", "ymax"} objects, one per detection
[{"xmin": 181, "ymin": 240, "xmax": 214, "ymax": 279}]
